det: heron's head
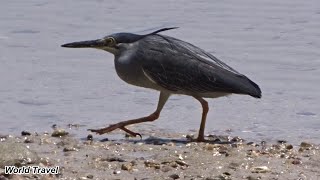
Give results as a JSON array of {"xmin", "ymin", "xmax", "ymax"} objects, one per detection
[
  {"xmin": 61, "ymin": 27, "xmax": 178, "ymax": 55},
  {"xmin": 61, "ymin": 33, "xmax": 144, "ymax": 55}
]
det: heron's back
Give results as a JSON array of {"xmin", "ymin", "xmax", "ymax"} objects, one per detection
[{"xmin": 136, "ymin": 35, "xmax": 262, "ymax": 98}]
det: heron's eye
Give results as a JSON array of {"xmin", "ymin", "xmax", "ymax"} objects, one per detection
[{"xmin": 107, "ymin": 37, "xmax": 116, "ymax": 45}]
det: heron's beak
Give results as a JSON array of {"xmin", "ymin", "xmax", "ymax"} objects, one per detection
[{"xmin": 61, "ymin": 39, "xmax": 104, "ymax": 48}]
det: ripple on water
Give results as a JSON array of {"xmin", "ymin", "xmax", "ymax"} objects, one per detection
[
  {"xmin": 18, "ymin": 100, "xmax": 51, "ymax": 106},
  {"xmin": 296, "ymin": 112, "xmax": 316, "ymax": 116},
  {"xmin": 10, "ymin": 30, "xmax": 40, "ymax": 34}
]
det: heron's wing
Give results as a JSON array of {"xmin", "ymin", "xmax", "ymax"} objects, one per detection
[{"xmin": 138, "ymin": 35, "xmax": 261, "ymax": 97}]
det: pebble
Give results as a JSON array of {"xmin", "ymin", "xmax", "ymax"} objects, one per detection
[
  {"xmin": 87, "ymin": 134, "xmax": 93, "ymax": 141},
  {"xmin": 86, "ymin": 174, "xmax": 93, "ymax": 179},
  {"xmin": 166, "ymin": 142, "xmax": 175, "ymax": 146},
  {"xmin": 104, "ymin": 156, "xmax": 126, "ymax": 162},
  {"xmin": 247, "ymin": 142, "xmax": 259, "ymax": 147},
  {"xmin": 246, "ymin": 175, "xmax": 261, "ymax": 180},
  {"xmin": 144, "ymin": 161, "xmax": 161, "ymax": 169},
  {"xmin": 277, "ymin": 140, "xmax": 287, "ymax": 144},
  {"xmin": 51, "ymin": 129, "xmax": 69, "ymax": 137},
  {"xmin": 178, "ymin": 154, "xmax": 183, "ymax": 160},
  {"xmin": 246, "ymin": 150, "xmax": 259, "ymax": 157},
  {"xmin": 113, "ymin": 170, "xmax": 121, "ymax": 174},
  {"xmin": 300, "ymin": 142, "xmax": 312, "ymax": 148},
  {"xmin": 219, "ymin": 150, "xmax": 228, "ymax": 156},
  {"xmin": 291, "ymin": 159, "xmax": 302, "ymax": 165},
  {"xmin": 40, "ymin": 138, "xmax": 52, "ymax": 145},
  {"xmin": 63, "ymin": 146, "xmax": 79, "ymax": 152},
  {"xmin": 170, "ymin": 162, "xmax": 178, "ymax": 168},
  {"xmin": 78, "ymin": 177, "xmax": 88, "ymax": 180},
  {"xmin": 205, "ymin": 144, "xmax": 215, "ymax": 151},
  {"xmin": 212, "ymin": 174, "xmax": 232, "ymax": 180},
  {"xmin": 175, "ymin": 160, "xmax": 189, "ymax": 167},
  {"xmin": 231, "ymin": 136, "xmax": 243, "ymax": 142},
  {"xmin": 286, "ymin": 144, "xmax": 293, "ymax": 150},
  {"xmin": 169, "ymin": 173, "xmax": 180, "ymax": 179},
  {"xmin": 280, "ymin": 153, "xmax": 286, "ymax": 158},
  {"xmin": 24, "ymin": 137, "xmax": 34, "ymax": 143},
  {"xmin": 205, "ymin": 144, "xmax": 218, "ymax": 150},
  {"xmin": 21, "ymin": 131, "xmax": 31, "ymax": 136},
  {"xmin": 250, "ymin": 166, "xmax": 270, "ymax": 173},
  {"xmin": 223, "ymin": 172, "xmax": 231, "ymax": 176},
  {"xmin": 130, "ymin": 160, "xmax": 138, "ymax": 166},
  {"xmin": 0, "ymin": 135, "xmax": 7, "ymax": 142},
  {"xmin": 121, "ymin": 163, "xmax": 133, "ymax": 171}
]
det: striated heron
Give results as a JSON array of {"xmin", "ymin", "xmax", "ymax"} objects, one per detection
[{"xmin": 61, "ymin": 27, "xmax": 261, "ymax": 142}]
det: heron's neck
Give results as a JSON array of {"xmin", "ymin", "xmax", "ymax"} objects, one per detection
[{"xmin": 102, "ymin": 46, "xmax": 120, "ymax": 55}]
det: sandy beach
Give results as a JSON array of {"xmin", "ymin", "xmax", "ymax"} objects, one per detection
[{"xmin": 1, "ymin": 127, "xmax": 320, "ymax": 179}]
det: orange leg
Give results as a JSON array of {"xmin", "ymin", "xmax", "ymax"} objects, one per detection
[
  {"xmin": 194, "ymin": 96, "xmax": 209, "ymax": 142},
  {"xmin": 89, "ymin": 92, "xmax": 170, "ymax": 138}
]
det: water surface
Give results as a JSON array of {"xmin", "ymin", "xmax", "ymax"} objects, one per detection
[{"xmin": 0, "ymin": 0, "xmax": 319, "ymax": 144}]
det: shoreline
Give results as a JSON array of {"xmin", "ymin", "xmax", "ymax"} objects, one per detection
[{"xmin": 1, "ymin": 128, "xmax": 319, "ymax": 179}]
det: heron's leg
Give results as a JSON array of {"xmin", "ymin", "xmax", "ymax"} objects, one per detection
[
  {"xmin": 89, "ymin": 92, "xmax": 170, "ymax": 137},
  {"xmin": 193, "ymin": 96, "xmax": 209, "ymax": 142}
]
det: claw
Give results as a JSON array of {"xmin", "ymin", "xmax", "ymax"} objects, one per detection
[
  {"xmin": 87, "ymin": 128, "xmax": 104, "ymax": 135},
  {"xmin": 120, "ymin": 127, "xmax": 143, "ymax": 139},
  {"xmin": 87, "ymin": 125, "xmax": 143, "ymax": 139}
]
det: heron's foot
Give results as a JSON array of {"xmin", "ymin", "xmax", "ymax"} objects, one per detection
[
  {"xmin": 88, "ymin": 112, "xmax": 161, "ymax": 139},
  {"xmin": 196, "ymin": 136, "xmax": 206, "ymax": 142},
  {"xmin": 88, "ymin": 123, "xmax": 142, "ymax": 139},
  {"xmin": 187, "ymin": 135, "xmax": 208, "ymax": 142}
]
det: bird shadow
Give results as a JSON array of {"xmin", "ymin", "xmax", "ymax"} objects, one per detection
[{"xmin": 120, "ymin": 136, "xmax": 236, "ymax": 146}]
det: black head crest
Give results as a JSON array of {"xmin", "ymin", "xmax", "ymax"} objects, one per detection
[
  {"xmin": 110, "ymin": 27, "xmax": 178, "ymax": 44},
  {"xmin": 146, "ymin": 27, "xmax": 179, "ymax": 36}
]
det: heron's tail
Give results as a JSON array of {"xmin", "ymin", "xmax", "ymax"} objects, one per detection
[{"xmin": 246, "ymin": 78, "xmax": 262, "ymax": 98}]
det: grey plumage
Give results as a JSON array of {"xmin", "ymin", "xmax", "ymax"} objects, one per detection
[
  {"xmin": 61, "ymin": 27, "xmax": 261, "ymax": 141},
  {"xmin": 137, "ymin": 34, "xmax": 261, "ymax": 98}
]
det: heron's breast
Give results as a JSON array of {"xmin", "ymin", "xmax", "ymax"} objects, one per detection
[
  {"xmin": 114, "ymin": 55, "xmax": 158, "ymax": 89},
  {"xmin": 114, "ymin": 54, "xmax": 139, "ymax": 81}
]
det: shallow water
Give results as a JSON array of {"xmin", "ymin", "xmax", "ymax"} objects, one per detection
[{"xmin": 0, "ymin": 0, "xmax": 319, "ymax": 144}]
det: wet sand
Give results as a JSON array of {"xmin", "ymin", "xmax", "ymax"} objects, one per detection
[{"xmin": 1, "ymin": 127, "xmax": 319, "ymax": 180}]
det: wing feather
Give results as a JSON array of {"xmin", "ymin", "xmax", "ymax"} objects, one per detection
[{"xmin": 138, "ymin": 35, "xmax": 261, "ymax": 97}]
